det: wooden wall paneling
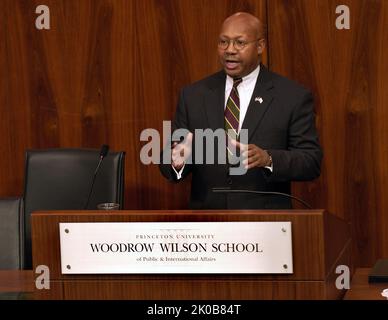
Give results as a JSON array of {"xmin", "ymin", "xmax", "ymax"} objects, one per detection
[
  {"xmin": 340, "ymin": 0, "xmax": 382, "ymax": 267},
  {"xmin": 17, "ymin": 0, "xmax": 60, "ymax": 149},
  {"xmin": 0, "ymin": 1, "xmax": 10, "ymax": 194},
  {"xmin": 372, "ymin": 0, "xmax": 388, "ymax": 263},
  {"xmin": 268, "ymin": 0, "xmax": 333, "ymax": 213},
  {"xmin": 1, "ymin": 0, "xmax": 35, "ymax": 196},
  {"xmin": 268, "ymin": 0, "xmax": 388, "ymax": 266}
]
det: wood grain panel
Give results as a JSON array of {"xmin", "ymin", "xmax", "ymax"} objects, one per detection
[
  {"xmin": 62, "ymin": 279, "xmax": 326, "ymax": 300},
  {"xmin": 375, "ymin": 4, "xmax": 388, "ymax": 264},
  {"xmin": 1, "ymin": 0, "xmax": 35, "ymax": 196},
  {"xmin": 268, "ymin": 0, "xmax": 388, "ymax": 266},
  {"xmin": 0, "ymin": 2, "xmax": 9, "ymax": 193}
]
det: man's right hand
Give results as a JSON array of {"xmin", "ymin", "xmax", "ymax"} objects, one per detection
[{"xmin": 171, "ymin": 132, "xmax": 193, "ymax": 170}]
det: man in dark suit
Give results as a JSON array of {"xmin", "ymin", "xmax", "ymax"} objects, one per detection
[{"xmin": 159, "ymin": 12, "xmax": 322, "ymax": 209}]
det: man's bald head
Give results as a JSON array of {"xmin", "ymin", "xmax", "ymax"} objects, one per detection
[
  {"xmin": 218, "ymin": 12, "xmax": 266, "ymax": 78},
  {"xmin": 222, "ymin": 12, "xmax": 265, "ymax": 40}
]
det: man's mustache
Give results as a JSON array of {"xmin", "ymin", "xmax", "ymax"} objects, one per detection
[{"xmin": 223, "ymin": 56, "xmax": 240, "ymax": 61}]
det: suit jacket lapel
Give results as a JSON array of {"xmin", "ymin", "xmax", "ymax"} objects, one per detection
[
  {"xmin": 205, "ymin": 72, "xmax": 226, "ymax": 131},
  {"xmin": 241, "ymin": 64, "xmax": 274, "ymax": 142}
]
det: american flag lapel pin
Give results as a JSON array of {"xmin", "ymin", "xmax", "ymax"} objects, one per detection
[{"xmin": 255, "ymin": 96, "xmax": 263, "ymax": 104}]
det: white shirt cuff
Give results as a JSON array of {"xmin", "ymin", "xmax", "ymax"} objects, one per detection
[
  {"xmin": 172, "ymin": 163, "xmax": 185, "ymax": 179},
  {"xmin": 265, "ymin": 163, "xmax": 273, "ymax": 172}
]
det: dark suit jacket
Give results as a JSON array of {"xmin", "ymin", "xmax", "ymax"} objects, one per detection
[{"xmin": 160, "ymin": 65, "xmax": 322, "ymax": 209}]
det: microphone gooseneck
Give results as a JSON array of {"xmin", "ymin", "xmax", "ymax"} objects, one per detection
[
  {"xmin": 84, "ymin": 145, "xmax": 110, "ymax": 209},
  {"xmin": 212, "ymin": 187, "xmax": 312, "ymax": 209}
]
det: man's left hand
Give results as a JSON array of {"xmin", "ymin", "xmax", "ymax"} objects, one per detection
[{"xmin": 230, "ymin": 139, "xmax": 271, "ymax": 169}]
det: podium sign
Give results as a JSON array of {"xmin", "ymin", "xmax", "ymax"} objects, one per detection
[{"xmin": 59, "ymin": 221, "xmax": 293, "ymax": 274}]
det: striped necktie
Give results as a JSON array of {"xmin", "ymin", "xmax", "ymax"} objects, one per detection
[{"xmin": 224, "ymin": 77, "xmax": 243, "ymax": 163}]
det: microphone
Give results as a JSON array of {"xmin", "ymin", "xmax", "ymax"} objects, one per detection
[
  {"xmin": 84, "ymin": 144, "xmax": 110, "ymax": 209},
  {"xmin": 212, "ymin": 187, "xmax": 312, "ymax": 209},
  {"xmin": 99, "ymin": 144, "xmax": 109, "ymax": 159}
]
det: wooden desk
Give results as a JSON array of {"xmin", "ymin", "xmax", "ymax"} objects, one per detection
[
  {"xmin": 0, "ymin": 270, "xmax": 34, "ymax": 299},
  {"xmin": 344, "ymin": 268, "xmax": 388, "ymax": 300}
]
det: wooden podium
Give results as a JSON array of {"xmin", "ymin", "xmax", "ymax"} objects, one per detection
[{"xmin": 31, "ymin": 210, "xmax": 350, "ymax": 300}]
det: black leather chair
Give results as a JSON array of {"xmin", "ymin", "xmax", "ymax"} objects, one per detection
[
  {"xmin": 1, "ymin": 148, "xmax": 125, "ymax": 269},
  {"xmin": 0, "ymin": 198, "xmax": 22, "ymax": 269}
]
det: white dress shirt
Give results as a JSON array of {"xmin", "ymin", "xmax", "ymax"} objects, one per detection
[{"xmin": 224, "ymin": 64, "xmax": 260, "ymax": 132}]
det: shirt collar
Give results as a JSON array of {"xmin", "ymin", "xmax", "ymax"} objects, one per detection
[{"xmin": 226, "ymin": 63, "xmax": 261, "ymax": 89}]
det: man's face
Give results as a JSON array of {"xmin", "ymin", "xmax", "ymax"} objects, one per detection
[{"xmin": 218, "ymin": 18, "xmax": 264, "ymax": 78}]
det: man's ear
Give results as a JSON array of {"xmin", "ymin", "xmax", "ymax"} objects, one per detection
[{"xmin": 257, "ymin": 38, "xmax": 266, "ymax": 54}]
